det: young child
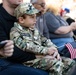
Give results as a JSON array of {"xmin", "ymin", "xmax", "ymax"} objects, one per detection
[{"xmin": 10, "ymin": 3, "xmax": 75, "ymax": 75}]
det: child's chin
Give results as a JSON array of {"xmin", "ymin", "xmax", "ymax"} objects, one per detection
[{"xmin": 31, "ymin": 26, "xmax": 35, "ymax": 28}]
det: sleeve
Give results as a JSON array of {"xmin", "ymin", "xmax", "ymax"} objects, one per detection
[
  {"xmin": 0, "ymin": 22, "xmax": 8, "ymax": 41},
  {"xmin": 10, "ymin": 28, "xmax": 50, "ymax": 55},
  {"xmin": 41, "ymin": 35, "xmax": 57, "ymax": 48},
  {"xmin": 45, "ymin": 12, "xmax": 61, "ymax": 33}
]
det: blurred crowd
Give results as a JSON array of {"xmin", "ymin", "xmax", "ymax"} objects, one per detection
[{"xmin": 45, "ymin": 0, "xmax": 76, "ymax": 20}]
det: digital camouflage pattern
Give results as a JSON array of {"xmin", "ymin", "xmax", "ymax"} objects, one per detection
[
  {"xmin": 10, "ymin": 22, "xmax": 76, "ymax": 75},
  {"xmin": 10, "ymin": 22, "xmax": 56, "ymax": 54},
  {"xmin": 14, "ymin": 2, "xmax": 39, "ymax": 19}
]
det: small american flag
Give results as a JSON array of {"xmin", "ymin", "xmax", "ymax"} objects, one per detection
[{"xmin": 65, "ymin": 42, "xmax": 76, "ymax": 59}]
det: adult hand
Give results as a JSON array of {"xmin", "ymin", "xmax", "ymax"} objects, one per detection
[
  {"xmin": 70, "ymin": 22, "xmax": 76, "ymax": 30},
  {"xmin": 0, "ymin": 40, "xmax": 14, "ymax": 57}
]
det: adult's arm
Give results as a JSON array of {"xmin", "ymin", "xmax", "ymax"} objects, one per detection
[
  {"xmin": 45, "ymin": 12, "xmax": 76, "ymax": 34},
  {"xmin": 0, "ymin": 22, "xmax": 36, "ymax": 63},
  {"xmin": 55, "ymin": 22, "xmax": 76, "ymax": 34}
]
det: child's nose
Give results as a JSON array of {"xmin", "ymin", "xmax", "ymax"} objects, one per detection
[{"xmin": 34, "ymin": 18, "xmax": 37, "ymax": 23}]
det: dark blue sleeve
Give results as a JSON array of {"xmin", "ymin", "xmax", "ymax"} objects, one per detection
[{"xmin": 7, "ymin": 46, "xmax": 36, "ymax": 63}]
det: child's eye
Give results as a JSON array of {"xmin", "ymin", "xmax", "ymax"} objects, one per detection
[
  {"xmin": 30, "ymin": 14, "xmax": 36, "ymax": 18},
  {"xmin": 31, "ymin": 16, "xmax": 34, "ymax": 18},
  {"xmin": 30, "ymin": 16, "xmax": 36, "ymax": 19}
]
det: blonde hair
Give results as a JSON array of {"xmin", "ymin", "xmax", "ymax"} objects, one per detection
[{"xmin": 46, "ymin": 3, "xmax": 62, "ymax": 15}]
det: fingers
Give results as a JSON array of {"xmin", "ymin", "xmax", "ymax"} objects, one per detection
[
  {"xmin": 44, "ymin": 55, "xmax": 55, "ymax": 60},
  {"xmin": 4, "ymin": 40, "xmax": 14, "ymax": 50},
  {"xmin": 57, "ymin": 54, "xmax": 61, "ymax": 60},
  {"xmin": 3, "ymin": 49, "xmax": 14, "ymax": 57},
  {"xmin": 49, "ymin": 47, "xmax": 58, "ymax": 52},
  {"xmin": 48, "ymin": 47, "xmax": 58, "ymax": 56},
  {"xmin": 71, "ymin": 22, "xmax": 76, "ymax": 30},
  {"xmin": 53, "ymin": 52, "xmax": 58, "ymax": 57},
  {"xmin": 52, "ymin": 51, "xmax": 61, "ymax": 60},
  {"xmin": 49, "ymin": 50, "xmax": 56, "ymax": 55},
  {"xmin": 5, "ymin": 40, "xmax": 14, "ymax": 47},
  {"xmin": 4, "ymin": 44, "xmax": 14, "ymax": 51},
  {"xmin": 2, "ymin": 40, "xmax": 14, "ymax": 57}
]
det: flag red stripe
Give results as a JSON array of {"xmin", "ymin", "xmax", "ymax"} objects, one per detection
[{"xmin": 66, "ymin": 43, "xmax": 76, "ymax": 59}]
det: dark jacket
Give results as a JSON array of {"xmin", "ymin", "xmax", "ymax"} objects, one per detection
[{"xmin": 0, "ymin": 4, "xmax": 36, "ymax": 63}]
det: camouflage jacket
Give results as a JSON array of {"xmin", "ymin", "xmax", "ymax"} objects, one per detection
[{"xmin": 10, "ymin": 22, "xmax": 56, "ymax": 55}]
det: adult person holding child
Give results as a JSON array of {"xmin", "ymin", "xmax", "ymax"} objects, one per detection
[
  {"xmin": 10, "ymin": 2, "xmax": 76, "ymax": 75},
  {"xmin": 0, "ymin": 0, "xmax": 49, "ymax": 75}
]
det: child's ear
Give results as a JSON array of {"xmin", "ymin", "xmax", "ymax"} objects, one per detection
[{"xmin": 18, "ymin": 17, "xmax": 24, "ymax": 23}]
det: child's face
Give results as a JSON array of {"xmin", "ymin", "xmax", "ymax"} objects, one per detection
[{"xmin": 19, "ymin": 14, "xmax": 37, "ymax": 29}]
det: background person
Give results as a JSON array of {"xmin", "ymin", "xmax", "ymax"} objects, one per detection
[
  {"xmin": 31, "ymin": 0, "xmax": 49, "ymax": 39},
  {"xmin": 45, "ymin": 3, "xmax": 76, "ymax": 51}
]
